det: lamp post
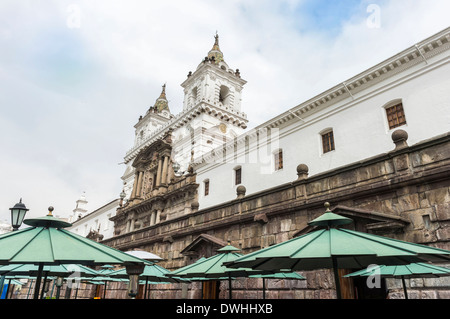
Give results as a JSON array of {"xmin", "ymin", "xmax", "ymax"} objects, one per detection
[{"xmin": 9, "ymin": 198, "xmax": 29, "ymax": 231}]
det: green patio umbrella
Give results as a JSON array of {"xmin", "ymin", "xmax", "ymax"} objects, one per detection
[
  {"xmin": 109, "ymin": 263, "xmax": 184, "ymax": 299},
  {"xmin": 344, "ymin": 262, "xmax": 450, "ymax": 299},
  {"xmin": 93, "ymin": 265, "xmax": 117, "ymax": 299},
  {"xmin": 0, "ymin": 263, "xmax": 100, "ymax": 299},
  {"xmin": 167, "ymin": 244, "xmax": 278, "ymax": 299},
  {"xmin": 0, "ymin": 207, "xmax": 148, "ymax": 299},
  {"xmin": 0, "ymin": 263, "xmax": 99, "ymax": 277},
  {"xmin": 224, "ymin": 203, "xmax": 450, "ymax": 299}
]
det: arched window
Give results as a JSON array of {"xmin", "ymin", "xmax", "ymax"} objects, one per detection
[
  {"xmin": 219, "ymin": 85, "xmax": 230, "ymax": 106},
  {"xmin": 192, "ymin": 86, "xmax": 198, "ymax": 102}
]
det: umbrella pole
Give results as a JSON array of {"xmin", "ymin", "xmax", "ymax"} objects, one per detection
[
  {"xmin": 49, "ymin": 280, "xmax": 55, "ymax": 299},
  {"xmin": 262, "ymin": 278, "xmax": 266, "ymax": 299},
  {"xmin": 26, "ymin": 280, "xmax": 34, "ymax": 299},
  {"xmin": 144, "ymin": 278, "xmax": 149, "ymax": 299},
  {"xmin": 401, "ymin": 276, "xmax": 408, "ymax": 300},
  {"xmin": 228, "ymin": 275, "xmax": 232, "ymax": 299},
  {"xmin": 5, "ymin": 279, "xmax": 12, "ymax": 299},
  {"xmin": 33, "ymin": 263, "xmax": 44, "ymax": 300},
  {"xmin": 4, "ymin": 279, "xmax": 12, "ymax": 299},
  {"xmin": 332, "ymin": 257, "xmax": 342, "ymax": 299},
  {"xmin": 0, "ymin": 275, "xmax": 5, "ymax": 295},
  {"xmin": 75, "ymin": 285, "xmax": 79, "ymax": 299},
  {"xmin": 103, "ymin": 281, "xmax": 108, "ymax": 299},
  {"xmin": 40, "ymin": 271, "xmax": 49, "ymax": 299}
]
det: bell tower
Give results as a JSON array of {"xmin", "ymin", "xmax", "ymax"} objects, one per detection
[
  {"xmin": 181, "ymin": 33, "xmax": 247, "ymax": 114},
  {"xmin": 173, "ymin": 34, "xmax": 248, "ymax": 170}
]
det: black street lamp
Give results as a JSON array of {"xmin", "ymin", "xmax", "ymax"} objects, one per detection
[{"xmin": 9, "ymin": 198, "xmax": 29, "ymax": 231}]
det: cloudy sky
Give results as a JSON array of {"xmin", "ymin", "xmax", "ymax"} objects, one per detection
[{"xmin": 0, "ymin": 0, "xmax": 449, "ymax": 224}]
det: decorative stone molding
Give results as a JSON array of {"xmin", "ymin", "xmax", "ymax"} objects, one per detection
[
  {"xmin": 296, "ymin": 164, "xmax": 309, "ymax": 180},
  {"xmin": 392, "ymin": 129, "xmax": 409, "ymax": 150},
  {"xmin": 236, "ymin": 185, "xmax": 246, "ymax": 199}
]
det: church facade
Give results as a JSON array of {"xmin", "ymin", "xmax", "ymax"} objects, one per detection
[{"xmin": 101, "ymin": 28, "xmax": 450, "ymax": 299}]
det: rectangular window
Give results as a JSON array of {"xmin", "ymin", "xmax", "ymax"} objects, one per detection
[
  {"xmin": 235, "ymin": 167, "xmax": 242, "ymax": 185},
  {"xmin": 204, "ymin": 180, "xmax": 209, "ymax": 196},
  {"xmin": 274, "ymin": 150, "xmax": 283, "ymax": 171},
  {"xmin": 322, "ymin": 131, "xmax": 335, "ymax": 153},
  {"xmin": 386, "ymin": 103, "xmax": 406, "ymax": 129}
]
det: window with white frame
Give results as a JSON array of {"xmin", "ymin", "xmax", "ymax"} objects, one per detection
[
  {"xmin": 234, "ymin": 166, "xmax": 242, "ymax": 185},
  {"xmin": 204, "ymin": 179, "xmax": 210, "ymax": 196},
  {"xmin": 274, "ymin": 149, "xmax": 283, "ymax": 171},
  {"xmin": 385, "ymin": 102, "xmax": 407, "ymax": 129},
  {"xmin": 321, "ymin": 129, "xmax": 335, "ymax": 154}
]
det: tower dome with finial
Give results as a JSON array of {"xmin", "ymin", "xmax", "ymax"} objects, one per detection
[
  {"xmin": 207, "ymin": 32, "xmax": 224, "ymax": 64},
  {"xmin": 153, "ymin": 83, "xmax": 170, "ymax": 114}
]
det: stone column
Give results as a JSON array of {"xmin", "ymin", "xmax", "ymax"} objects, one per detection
[
  {"xmin": 150, "ymin": 172, "xmax": 156, "ymax": 190},
  {"xmin": 161, "ymin": 156, "xmax": 169, "ymax": 184},
  {"xmin": 168, "ymin": 159, "xmax": 175, "ymax": 183},
  {"xmin": 136, "ymin": 171, "xmax": 144, "ymax": 198},
  {"xmin": 156, "ymin": 157, "xmax": 162, "ymax": 187},
  {"xmin": 130, "ymin": 172, "xmax": 139, "ymax": 199},
  {"xmin": 129, "ymin": 219, "xmax": 134, "ymax": 232},
  {"xmin": 150, "ymin": 211, "xmax": 156, "ymax": 226}
]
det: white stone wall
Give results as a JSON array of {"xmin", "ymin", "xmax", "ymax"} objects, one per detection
[
  {"xmin": 66, "ymin": 199, "xmax": 119, "ymax": 240},
  {"xmin": 195, "ymin": 36, "xmax": 450, "ymax": 210}
]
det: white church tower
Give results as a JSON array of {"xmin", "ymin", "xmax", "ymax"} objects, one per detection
[
  {"xmin": 172, "ymin": 33, "xmax": 248, "ymax": 170},
  {"xmin": 121, "ymin": 34, "xmax": 249, "ymax": 200},
  {"xmin": 69, "ymin": 192, "xmax": 88, "ymax": 222},
  {"xmin": 134, "ymin": 84, "xmax": 172, "ymax": 148}
]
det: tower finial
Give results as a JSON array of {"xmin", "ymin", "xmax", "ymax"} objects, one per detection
[
  {"xmin": 159, "ymin": 83, "xmax": 167, "ymax": 99},
  {"xmin": 208, "ymin": 32, "xmax": 223, "ymax": 64},
  {"xmin": 214, "ymin": 31, "xmax": 219, "ymax": 45},
  {"xmin": 153, "ymin": 83, "xmax": 170, "ymax": 113}
]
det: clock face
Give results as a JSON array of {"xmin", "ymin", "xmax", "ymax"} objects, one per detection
[{"xmin": 219, "ymin": 123, "xmax": 227, "ymax": 133}]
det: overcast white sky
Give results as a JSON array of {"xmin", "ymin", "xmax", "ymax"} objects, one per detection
[{"xmin": 0, "ymin": 0, "xmax": 449, "ymax": 224}]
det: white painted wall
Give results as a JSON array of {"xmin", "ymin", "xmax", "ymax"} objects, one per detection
[
  {"xmin": 66, "ymin": 199, "xmax": 119, "ymax": 240},
  {"xmin": 195, "ymin": 41, "xmax": 450, "ymax": 210}
]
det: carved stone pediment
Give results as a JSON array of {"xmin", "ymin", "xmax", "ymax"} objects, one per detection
[{"xmin": 181, "ymin": 234, "xmax": 227, "ymax": 259}]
